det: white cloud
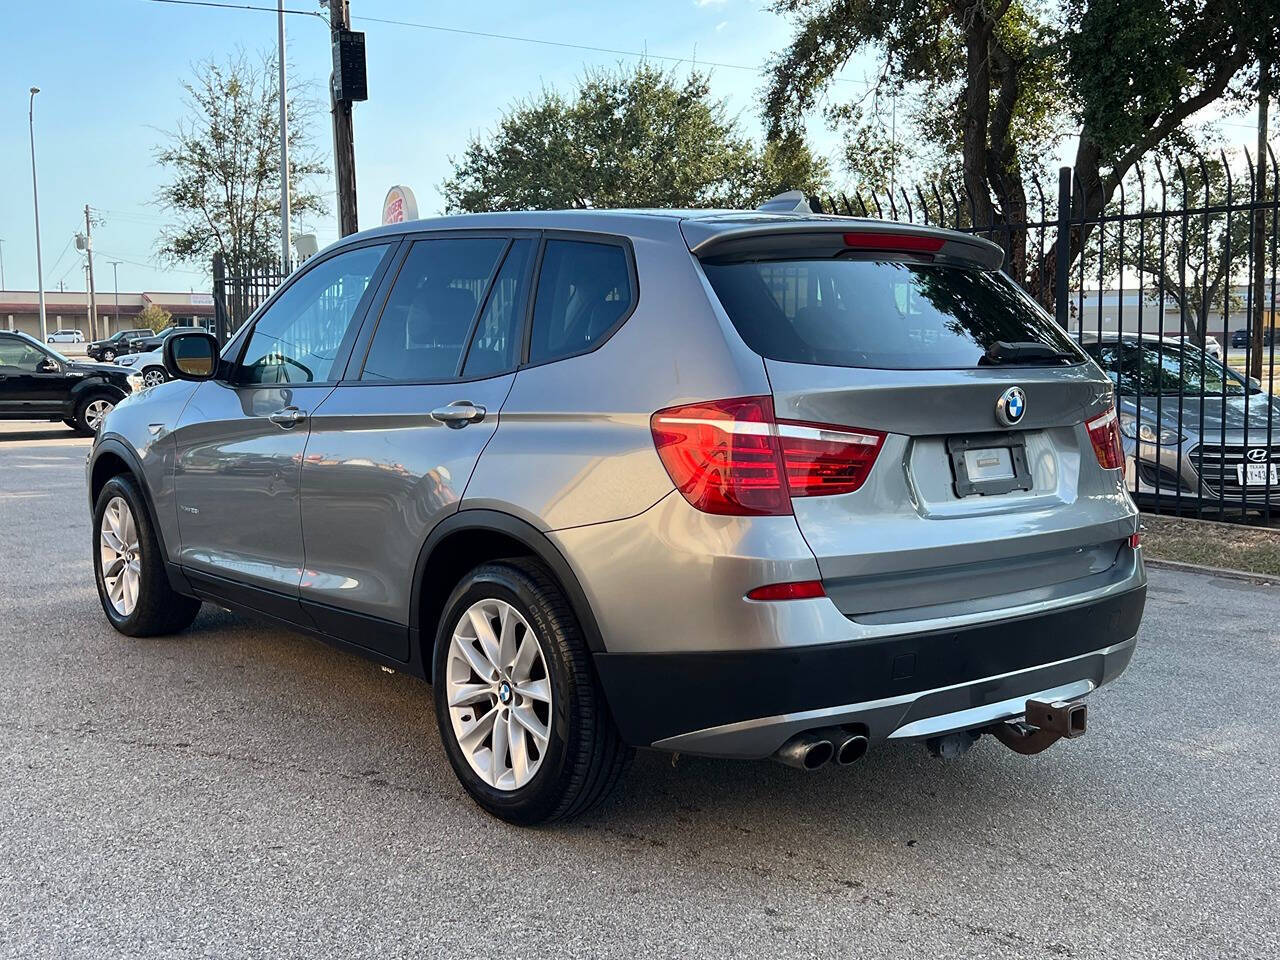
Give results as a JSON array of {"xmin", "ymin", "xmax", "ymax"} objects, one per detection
[
  {"xmin": 715, "ymin": 20, "xmax": 729, "ymax": 31},
  {"xmin": 695, "ymin": 0, "xmax": 729, "ymax": 7}
]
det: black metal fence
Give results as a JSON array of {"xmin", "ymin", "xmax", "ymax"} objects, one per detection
[
  {"xmin": 211, "ymin": 253, "xmax": 291, "ymax": 345},
  {"xmin": 811, "ymin": 146, "xmax": 1280, "ymax": 522}
]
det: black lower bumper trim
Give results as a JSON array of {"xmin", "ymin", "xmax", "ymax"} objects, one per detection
[{"xmin": 594, "ymin": 586, "xmax": 1145, "ymax": 747}]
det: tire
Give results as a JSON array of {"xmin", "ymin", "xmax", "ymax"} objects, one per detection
[
  {"xmin": 432, "ymin": 558, "xmax": 632, "ymax": 825},
  {"xmin": 141, "ymin": 367, "xmax": 168, "ymax": 388},
  {"xmin": 102, "ymin": 349, "xmax": 116, "ymax": 362},
  {"xmin": 92, "ymin": 474, "xmax": 201, "ymax": 637},
  {"xmin": 72, "ymin": 393, "xmax": 118, "ymax": 436}
]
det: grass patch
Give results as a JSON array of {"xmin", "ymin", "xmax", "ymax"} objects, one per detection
[{"xmin": 1140, "ymin": 513, "xmax": 1280, "ymax": 577}]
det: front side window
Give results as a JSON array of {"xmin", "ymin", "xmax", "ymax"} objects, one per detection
[
  {"xmin": 0, "ymin": 338, "xmax": 48, "ymax": 371},
  {"xmin": 361, "ymin": 238, "xmax": 508, "ymax": 382},
  {"xmin": 237, "ymin": 243, "xmax": 390, "ymax": 385},
  {"xmin": 528, "ymin": 240, "xmax": 633, "ymax": 365}
]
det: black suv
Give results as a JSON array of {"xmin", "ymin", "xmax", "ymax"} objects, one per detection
[
  {"xmin": 0, "ymin": 331, "xmax": 132, "ymax": 434},
  {"xmin": 125, "ymin": 325, "xmax": 205, "ymax": 355},
  {"xmin": 86, "ymin": 328, "xmax": 154, "ymax": 363}
]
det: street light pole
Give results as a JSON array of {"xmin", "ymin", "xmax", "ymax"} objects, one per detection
[
  {"xmin": 278, "ymin": 0, "xmax": 291, "ymax": 269},
  {"xmin": 110, "ymin": 261, "xmax": 122, "ymax": 334},
  {"xmin": 29, "ymin": 87, "xmax": 47, "ymax": 342}
]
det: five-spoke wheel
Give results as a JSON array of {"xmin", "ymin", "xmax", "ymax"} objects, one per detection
[{"xmin": 99, "ymin": 496, "xmax": 141, "ymax": 617}]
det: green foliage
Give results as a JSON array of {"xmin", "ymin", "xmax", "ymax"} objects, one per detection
[
  {"xmin": 442, "ymin": 63, "xmax": 828, "ymax": 213},
  {"xmin": 138, "ymin": 303, "xmax": 173, "ymax": 334},
  {"xmin": 154, "ymin": 50, "xmax": 328, "ymax": 272}
]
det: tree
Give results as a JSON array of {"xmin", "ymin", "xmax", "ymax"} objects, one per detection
[
  {"xmin": 764, "ymin": 0, "xmax": 1276, "ymax": 299},
  {"xmin": 138, "ymin": 303, "xmax": 173, "ymax": 334},
  {"xmin": 442, "ymin": 63, "xmax": 828, "ymax": 213},
  {"xmin": 154, "ymin": 50, "xmax": 327, "ymax": 272}
]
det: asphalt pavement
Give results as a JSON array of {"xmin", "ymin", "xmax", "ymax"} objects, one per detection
[{"xmin": 1, "ymin": 420, "xmax": 1277, "ymax": 959}]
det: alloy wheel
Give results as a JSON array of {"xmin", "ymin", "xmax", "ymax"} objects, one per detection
[
  {"xmin": 142, "ymin": 369, "xmax": 167, "ymax": 388},
  {"xmin": 84, "ymin": 399, "xmax": 114, "ymax": 431},
  {"xmin": 446, "ymin": 598, "xmax": 553, "ymax": 791},
  {"xmin": 99, "ymin": 496, "xmax": 141, "ymax": 617}
]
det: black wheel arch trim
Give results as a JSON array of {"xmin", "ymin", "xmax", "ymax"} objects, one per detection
[
  {"xmin": 89, "ymin": 435, "xmax": 190, "ymax": 595},
  {"xmin": 410, "ymin": 509, "xmax": 607, "ymax": 664}
]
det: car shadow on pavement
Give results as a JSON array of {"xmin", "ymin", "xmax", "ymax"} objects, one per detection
[{"xmin": 0, "ymin": 424, "xmax": 85, "ymax": 444}]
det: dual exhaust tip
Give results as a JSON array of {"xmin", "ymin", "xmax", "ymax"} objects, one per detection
[{"xmin": 773, "ymin": 727, "xmax": 868, "ymax": 770}]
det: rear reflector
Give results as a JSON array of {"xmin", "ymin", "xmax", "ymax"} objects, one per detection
[
  {"xmin": 1086, "ymin": 406, "xmax": 1125, "ymax": 470},
  {"xmin": 650, "ymin": 396, "xmax": 886, "ymax": 516},
  {"xmin": 1128, "ymin": 532, "xmax": 1141, "ymax": 549},
  {"xmin": 843, "ymin": 231, "xmax": 945, "ymax": 254},
  {"xmin": 746, "ymin": 580, "xmax": 826, "ymax": 601}
]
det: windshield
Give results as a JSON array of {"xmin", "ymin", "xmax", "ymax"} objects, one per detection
[
  {"xmin": 1083, "ymin": 340, "xmax": 1250, "ymax": 397},
  {"xmin": 700, "ymin": 256, "xmax": 1084, "ymax": 370}
]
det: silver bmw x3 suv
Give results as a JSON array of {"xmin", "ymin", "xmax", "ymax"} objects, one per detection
[{"xmin": 87, "ymin": 209, "xmax": 1146, "ymax": 823}]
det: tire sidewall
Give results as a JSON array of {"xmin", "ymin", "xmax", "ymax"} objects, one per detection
[
  {"xmin": 92, "ymin": 475, "xmax": 153, "ymax": 634},
  {"xmin": 432, "ymin": 563, "xmax": 577, "ymax": 823}
]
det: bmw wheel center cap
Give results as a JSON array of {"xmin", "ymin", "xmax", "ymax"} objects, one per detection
[{"xmin": 996, "ymin": 386, "xmax": 1026, "ymax": 427}]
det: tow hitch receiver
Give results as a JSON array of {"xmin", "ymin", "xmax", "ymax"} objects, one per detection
[{"xmin": 987, "ymin": 698, "xmax": 1088, "ymax": 756}]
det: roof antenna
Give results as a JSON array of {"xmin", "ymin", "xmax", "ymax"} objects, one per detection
[{"xmin": 757, "ymin": 190, "xmax": 814, "ymax": 213}]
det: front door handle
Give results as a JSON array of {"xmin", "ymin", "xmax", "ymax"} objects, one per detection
[
  {"xmin": 430, "ymin": 401, "xmax": 487, "ymax": 428},
  {"xmin": 268, "ymin": 406, "xmax": 307, "ymax": 427}
]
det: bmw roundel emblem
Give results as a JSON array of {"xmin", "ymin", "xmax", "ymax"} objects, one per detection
[{"xmin": 996, "ymin": 386, "xmax": 1026, "ymax": 427}]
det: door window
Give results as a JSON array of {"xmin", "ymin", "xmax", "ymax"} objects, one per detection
[
  {"xmin": 528, "ymin": 240, "xmax": 633, "ymax": 365},
  {"xmin": 462, "ymin": 239, "xmax": 534, "ymax": 378},
  {"xmin": 0, "ymin": 339, "xmax": 48, "ymax": 371},
  {"xmin": 360, "ymin": 238, "xmax": 507, "ymax": 382},
  {"xmin": 237, "ymin": 243, "xmax": 391, "ymax": 385}
]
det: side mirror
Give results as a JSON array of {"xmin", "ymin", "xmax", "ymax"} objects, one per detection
[
  {"xmin": 163, "ymin": 331, "xmax": 220, "ymax": 381},
  {"xmin": 37, "ymin": 357, "xmax": 59, "ymax": 373}
]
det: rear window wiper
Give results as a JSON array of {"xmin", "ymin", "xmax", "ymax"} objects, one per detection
[{"xmin": 979, "ymin": 341, "xmax": 1078, "ymax": 366}]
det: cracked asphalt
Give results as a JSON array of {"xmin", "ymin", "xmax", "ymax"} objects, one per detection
[{"xmin": 1, "ymin": 420, "xmax": 1277, "ymax": 959}]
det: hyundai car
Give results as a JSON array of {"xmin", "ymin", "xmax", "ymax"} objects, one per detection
[{"xmin": 86, "ymin": 209, "xmax": 1146, "ymax": 823}]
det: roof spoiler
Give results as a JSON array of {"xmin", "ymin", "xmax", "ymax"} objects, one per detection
[
  {"xmin": 684, "ymin": 219, "xmax": 1005, "ymax": 270},
  {"xmin": 756, "ymin": 190, "xmax": 814, "ymax": 213}
]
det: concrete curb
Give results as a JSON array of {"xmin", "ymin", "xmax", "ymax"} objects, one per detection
[{"xmin": 1144, "ymin": 555, "xmax": 1280, "ymax": 586}]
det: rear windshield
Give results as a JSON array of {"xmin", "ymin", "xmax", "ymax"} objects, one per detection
[{"xmin": 700, "ymin": 257, "xmax": 1083, "ymax": 369}]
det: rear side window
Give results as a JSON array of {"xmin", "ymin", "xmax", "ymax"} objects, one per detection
[
  {"xmin": 528, "ymin": 240, "xmax": 633, "ymax": 365},
  {"xmin": 463, "ymin": 239, "xmax": 534, "ymax": 378},
  {"xmin": 361, "ymin": 238, "xmax": 507, "ymax": 382},
  {"xmin": 700, "ymin": 257, "xmax": 1082, "ymax": 370}
]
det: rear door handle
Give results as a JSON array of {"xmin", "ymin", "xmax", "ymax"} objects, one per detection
[
  {"xmin": 430, "ymin": 401, "xmax": 487, "ymax": 428},
  {"xmin": 268, "ymin": 406, "xmax": 307, "ymax": 427}
]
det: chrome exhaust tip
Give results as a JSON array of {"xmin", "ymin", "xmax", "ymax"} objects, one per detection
[
  {"xmin": 833, "ymin": 731, "xmax": 869, "ymax": 765},
  {"xmin": 773, "ymin": 731, "xmax": 835, "ymax": 770}
]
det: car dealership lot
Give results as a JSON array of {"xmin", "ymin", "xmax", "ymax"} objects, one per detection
[{"xmin": 0, "ymin": 421, "xmax": 1277, "ymax": 959}]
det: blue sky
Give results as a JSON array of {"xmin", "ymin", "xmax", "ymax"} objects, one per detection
[{"xmin": 0, "ymin": 1, "xmax": 1262, "ymax": 296}]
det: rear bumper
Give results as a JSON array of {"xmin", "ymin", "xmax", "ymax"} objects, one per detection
[{"xmin": 594, "ymin": 584, "xmax": 1145, "ymax": 758}]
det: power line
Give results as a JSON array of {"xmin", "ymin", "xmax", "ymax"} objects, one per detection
[{"xmin": 137, "ymin": 0, "xmax": 868, "ymax": 87}]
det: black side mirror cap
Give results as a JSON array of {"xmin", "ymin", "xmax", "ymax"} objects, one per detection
[{"xmin": 163, "ymin": 331, "xmax": 222, "ymax": 382}]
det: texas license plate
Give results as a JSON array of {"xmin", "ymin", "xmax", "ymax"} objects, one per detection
[{"xmin": 1236, "ymin": 463, "xmax": 1280, "ymax": 486}]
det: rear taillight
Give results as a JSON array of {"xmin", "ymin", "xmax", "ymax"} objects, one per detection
[
  {"xmin": 746, "ymin": 580, "xmax": 826, "ymax": 601},
  {"xmin": 650, "ymin": 396, "xmax": 885, "ymax": 516},
  {"xmin": 1086, "ymin": 406, "xmax": 1124, "ymax": 470},
  {"xmin": 842, "ymin": 231, "xmax": 945, "ymax": 254}
]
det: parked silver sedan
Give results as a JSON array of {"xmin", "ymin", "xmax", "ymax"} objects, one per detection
[{"xmin": 1080, "ymin": 334, "xmax": 1280, "ymax": 513}]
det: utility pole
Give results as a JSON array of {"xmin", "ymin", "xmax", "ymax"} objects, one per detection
[
  {"xmin": 1250, "ymin": 46, "xmax": 1272, "ymax": 382},
  {"xmin": 110, "ymin": 261, "xmax": 122, "ymax": 334},
  {"xmin": 328, "ymin": 0, "xmax": 366, "ymax": 236},
  {"xmin": 82, "ymin": 205, "xmax": 98, "ymax": 342},
  {"xmin": 29, "ymin": 87, "xmax": 47, "ymax": 341},
  {"xmin": 0, "ymin": 239, "xmax": 6, "ymax": 290},
  {"xmin": 277, "ymin": 0, "xmax": 291, "ymax": 267}
]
